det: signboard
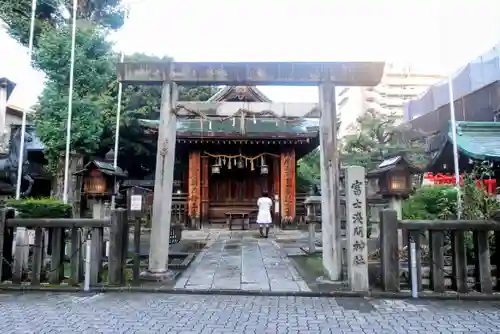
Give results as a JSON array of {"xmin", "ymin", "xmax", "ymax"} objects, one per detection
[{"xmin": 130, "ymin": 195, "xmax": 142, "ymax": 211}]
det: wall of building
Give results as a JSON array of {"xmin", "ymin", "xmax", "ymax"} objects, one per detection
[
  {"xmin": 337, "ymin": 63, "xmax": 444, "ymax": 137},
  {"xmin": 0, "ymin": 106, "xmax": 28, "ymax": 153}
]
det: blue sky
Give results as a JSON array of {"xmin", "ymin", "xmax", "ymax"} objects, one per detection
[{"xmin": 1, "ymin": 0, "xmax": 499, "ymax": 108}]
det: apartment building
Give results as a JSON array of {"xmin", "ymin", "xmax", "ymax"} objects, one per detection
[{"xmin": 337, "ymin": 63, "xmax": 444, "ymax": 136}]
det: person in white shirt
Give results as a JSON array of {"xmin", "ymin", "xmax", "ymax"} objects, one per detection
[{"xmin": 257, "ymin": 191, "xmax": 273, "ymax": 238}]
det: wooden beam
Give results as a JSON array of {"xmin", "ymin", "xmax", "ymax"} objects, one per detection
[
  {"xmin": 117, "ymin": 61, "xmax": 385, "ymax": 86},
  {"xmin": 174, "ymin": 102, "xmax": 320, "ymax": 118}
]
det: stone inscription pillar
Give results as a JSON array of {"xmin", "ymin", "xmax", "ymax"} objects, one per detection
[
  {"xmin": 345, "ymin": 165, "xmax": 369, "ymax": 292},
  {"xmin": 142, "ymin": 82, "xmax": 178, "ymax": 279},
  {"xmin": 318, "ymin": 81, "xmax": 342, "ymax": 281}
]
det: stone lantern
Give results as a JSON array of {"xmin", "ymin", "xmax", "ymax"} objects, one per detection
[
  {"xmin": 74, "ymin": 151, "xmax": 128, "ymax": 218},
  {"xmin": 367, "ymin": 155, "xmax": 422, "ymax": 249},
  {"xmin": 367, "ymin": 155, "xmax": 421, "ymax": 199},
  {"xmin": 303, "ymin": 186, "xmax": 321, "ymax": 254}
]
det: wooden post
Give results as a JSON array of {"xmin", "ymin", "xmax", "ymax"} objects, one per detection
[
  {"xmin": 48, "ymin": 227, "xmax": 65, "ymax": 284},
  {"xmin": 200, "ymin": 156, "xmax": 209, "ymax": 228},
  {"xmin": 31, "ymin": 227, "xmax": 43, "ymax": 286},
  {"xmin": 133, "ymin": 218, "xmax": 141, "ymax": 285},
  {"xmin": 142, "ymin": 82, "xmax": 178, "ymax": 280},
  {"xmin": 379, "ymin": 209, "xmax": 400, "ymax": 292},
  {"xmin": 0, "ymin": 208, "xmax": 14, "ymax": 282},
  {"xmin": 345, "ymin": 166, "xmax": 369, "ymax": 291},
  {"xmin": 280, "ymin": 148, "xmax": 296, "ymax": 223},
  {"xmin": 188, "ymin": 151, "xmax": 201, "ymax": 228},
  {"xmin": 108, "ymin": 209, "xmax": 127, "ymax": 285},
  {"xmin": 89, "ymin": 227, "xmax": 103, "ymax": 286},
  {"xmin": 430, "ymin": 230, "xmax": 445, "ymax": 293},
  {"xmin": 318, "ymin": 81, "xmax": 342, "ymax": 281},
  {"xmin": 475, "ymin": 230, "xmax": 492, "ymax": 293},
  {"xmin": 69, "ymin": 227, "xmax": 82, "ymax": 285}
]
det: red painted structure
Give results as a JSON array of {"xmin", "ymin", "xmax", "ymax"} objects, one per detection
[{"xmin": 423, "ymin": 172, "xmax": 497, "ymax": 194}]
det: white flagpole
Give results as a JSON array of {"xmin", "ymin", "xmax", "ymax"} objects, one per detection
[
  {"xmin": 15, "ymin": 0, "xmax": 37, "ymax": 199},
  {"xmin": 110, "ymin": 7, "xmax": 129, "ymax": 209},
  {"xmin": 448, "ymin": 75, "xmax": 462, "ymax": 219},
  {"xmin": 438, "ymin": 1, "xmax": 461, "ymax": 218},
  {"xmin": 438, "ymin": 2, "xmax": 461, "ymax": 218},
  {"xmin": 62, "ymin": 0, "xmax": 78, "ymax": 204},
  {"xmin": 110, "ymin": 50, "xmax": 124, "ymax": 210}
]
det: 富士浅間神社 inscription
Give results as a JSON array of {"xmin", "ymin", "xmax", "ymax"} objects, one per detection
[
  {"xmin": 345, "ymin": 166, "xmax": 369, "ymax": 291},
  {"xmin": 349, "ymin": 186, "xmax": 366, "ymax": 266}
]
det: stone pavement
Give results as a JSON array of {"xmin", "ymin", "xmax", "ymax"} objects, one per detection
[
  {"xmin": 174, "ymin": 232, "xmax": 310, "ymax": 292},
  {"xmin": 1, "ymin": 292, "xmax": 500, "ymax": 333}
]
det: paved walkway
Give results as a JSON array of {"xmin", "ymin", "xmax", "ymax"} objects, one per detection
[
  {"xmin": 174, "ymin": 233, "xmax": 310, "ymax": 292},
  {"xmin": 1, "ymin": 292, "xmax": 500, "ymax": 333}
]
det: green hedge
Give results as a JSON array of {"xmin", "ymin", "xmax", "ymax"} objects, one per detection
[{"xmin": 6, "ymin": 198, "xmax": 72, "ymax": 218}]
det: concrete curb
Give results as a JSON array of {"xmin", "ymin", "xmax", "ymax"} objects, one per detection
[{"xmin": 1, "ymin": 285, "xmax": 500, "ymax": 300}]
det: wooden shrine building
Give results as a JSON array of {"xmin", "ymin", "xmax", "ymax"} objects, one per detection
[{"xmin": 139, "ymin": 86, "xmax": 319, "ymax": 227}]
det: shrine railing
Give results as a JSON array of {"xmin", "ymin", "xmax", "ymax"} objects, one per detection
[
  {"xmin": 379, "ymin": 209, "xmax": 500, "ymax": 294},
  {"xmin": 0, "ymin": 209, "xmax": 129, "ymax": 287},
  {"xmin": 171, "ymin": 193, "xmax": 188, "ymax": 225}
]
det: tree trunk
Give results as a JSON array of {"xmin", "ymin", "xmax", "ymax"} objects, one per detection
[{"xmin": 51, "ymin": 154, "xmax": 84, "ymax": 217}]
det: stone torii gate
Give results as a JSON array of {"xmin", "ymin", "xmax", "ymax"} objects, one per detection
[{"xmin": 116, "ymin": 61, "xmax": 384, "ymax": 281}]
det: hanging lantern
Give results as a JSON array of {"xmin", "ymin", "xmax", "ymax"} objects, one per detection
[
  {"xmin": 84, "ymin": 169, "xmax": 107, "ymax": 194},
  {"xmin": 237, "ymin": 158, "xmax": 244, "ymax": 169},
  {"xmin": 211, "ymin": 158, "xmax": 221, "ymax": 174},
  {"xmin": 260, "ymin": 156, "xmax": 268, "ymax": 175}
]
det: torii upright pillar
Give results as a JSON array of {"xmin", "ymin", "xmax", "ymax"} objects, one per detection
[
  {"xmin": 141, "ymin": 82, "xmax": 178, "ymax": 279},
  {"xmin": 116, "ymin": 61, "xmax": 384, "ymax": 281}
]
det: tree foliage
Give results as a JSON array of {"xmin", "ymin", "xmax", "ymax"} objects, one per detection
[
  {"xmin": 296, "ymin": 115, "xmax": 341, "ymax": 192},
  {"xmin": 1, "ymin": 0, "xmax": 218, "ymax": 175},
  {"xmin": 340, "ymin": 109, "xmax": 426, "ymax": 170},
  {"xmin": 0, "ymin": 0, "xmax": 125, "ymax": 47}
]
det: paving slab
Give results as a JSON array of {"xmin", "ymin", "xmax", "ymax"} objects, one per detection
[
  {"xmin": 1, "ymin": 292, "xmax": 500, "ymax": 333},
  {"xmin": 174, "ymin": 234, "xmax": 311, "ymax": 293}
]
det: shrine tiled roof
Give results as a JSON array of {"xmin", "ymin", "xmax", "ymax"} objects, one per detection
[
  {"xmin": 139, "ymin": 117, "xmax": 320, "ymax": 138},
  {"xmin": 450, "ymin": 121, "xmax": 500, "ymax": 161}
]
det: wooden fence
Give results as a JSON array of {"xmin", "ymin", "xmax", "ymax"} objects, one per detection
[
  {"xmin": 380, "ymin": 209, "xmax": 500, "ymax": 294},
  {"xmin": 0, "ymin": 209, "xmax": 129, "ymax": 286}
]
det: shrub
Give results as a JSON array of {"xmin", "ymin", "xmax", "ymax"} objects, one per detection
[
  {"xmin": 6, "ymin": 198, "xmax": 72, "ymax": 218},
  {"xmin": 402, "ymin": 185, "xmax": 457, "ymax": 220}
]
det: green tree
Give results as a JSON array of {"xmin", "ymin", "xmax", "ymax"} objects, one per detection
[
  {"xmin": 0, "ymin": 0, "xmax": 125, "ymax": 47},
  {"xmin": 2, "ymin": 2, "xmax": 217, "ymax": 175},
  {"xmin": 33, "ymin": 24, "xmax": 115, "ymax": 167},
  {"xmin": 296, "ymin": 115, "xmax": 341, "ymax": 192},
  {"xmin": 340, "ymin": 109, "xmax": 425, "ymax": 170}
]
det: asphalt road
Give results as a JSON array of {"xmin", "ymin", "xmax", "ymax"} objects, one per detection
[{"xmin": 1, "ymin": 292, "xmax": 500, "ymax": 333}]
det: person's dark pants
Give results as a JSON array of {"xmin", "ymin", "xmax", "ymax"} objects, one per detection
[{"xmin": 259, "ymin": 224, "xmax": 270, "ymax": 238}]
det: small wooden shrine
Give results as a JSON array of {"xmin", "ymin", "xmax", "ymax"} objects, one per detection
[{"xmin": 139, "ymin": 86, "xmax": 319, "ymax": 227}]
